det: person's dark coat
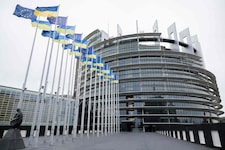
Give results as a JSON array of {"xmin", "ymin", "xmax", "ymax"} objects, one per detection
[{"xmin": 10, "ymin": 108, "xmax": 23, "ymax": 128}]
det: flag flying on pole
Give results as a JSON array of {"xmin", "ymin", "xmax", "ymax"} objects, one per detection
[
  {"xmin": 47, "ymin": 16, "xmax": 67, "ymax": 25},
  {"xmin": 65, "ymin": 34, "xmax": 75, "ymax": 40},
  {"xmin": 74, "ymin": 49, "xmax": 82, "ymax": 57},
  {"xmin": 31, "ymin": 19, "xmax": 51, "ymax": 30},
  {"xmin": 81, "ymin": 49, "xmax": 91, "ymax": 66},
  {"xmin": 81, "ymin": 48, "xmax": 87, "ymax": 55},
  {"xmin": 112, "ymin": 75, "xmax": 119, "ymax": 84},
  {"xmin": 62, "ymin": 44, "xmax": 82, "ymax": 56},
  {"xmin": 34, "ymin": 6, "xmax": 59, "ymax": 17},
  {"xmin": 72, "ymin": 34, "xmax": 87, "ymax": 49},
  {"xmin": 62, "ymin": 44, "xmax": 73, "ymax": 50},
  {"xmin": 82, "ymin": 58, "xmax": 92, "ymax": 66},
  {"xmin": 108, "ymin": 70, "xmax": 114, "ymax": 79},
  {"xmin": 41, "ymin": 30, "xmax": 59, "ymax": 39},
  {"xmin": 96, "ymin": 57, "xmax": 104, "ymax": 76},
  {"xmin": 54, "ymin": 35, "xmax": 69, "ymax": 44},
  {"xmin": 13, "ymin": 4, "xmax": 37, "ymax": 20},
  {"xmin": 104, "ymin": 70, "xmax": 114, "ymax": 80},
  {"xmin": 74, "ymin": 49, "xmax": 82, "ymax": 59},
  {"xmin": 97, "ymin": 65, "xmax": 104, "ymax": 76},
  {"xmin": 73, "ymin": 33, "xmax": 82, "ymax": 41},
  {"xmin": 81, "ymin": 55, "xmax": 87, "ymax": 66},
  {"xmin": 86, "ymin": 47, "xmax": 97, "ymax": 59},
  {"xmin": 56, "ymin": 25, "xmax": 75, "ymax": 34},
  {"xmin": 73, "ymin": 40, "xmax": 87, "ymax": 48},
  {"xmin": 87, "ymin": 59, "xmax": 96, "ymax": 71},
  {"xmin": 102, "ymin": 64, "xmax": 110, "ymax": 74},
  {"xmin": 94, "ymin": 56, "xmax": 104, "ymax": 67}
]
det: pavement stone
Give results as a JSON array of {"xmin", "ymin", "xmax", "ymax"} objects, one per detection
[{"xmin": 23, "ymin": 132, "xmax": 218, "ymax": 150}]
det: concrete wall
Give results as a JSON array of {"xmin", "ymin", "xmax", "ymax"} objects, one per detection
[{"xmin": 156, "ymin": 123, "xmax": 225, "ymax": 149}]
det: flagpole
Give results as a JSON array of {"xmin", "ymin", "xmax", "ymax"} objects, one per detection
[
  {"xmin": 56, "ymin": 49, "xmax": 69, "ymax": 137},
  {"xmin": 55, "ymin": 21, "xmax": 71, "ymax": 138},
  {"xmin": 72, "ymin": 58, "xmax": 82, "ymax": 139},
  {"xmin": 50, "ymin": 42, "xmax": 62, "ymax": 145},
  {"xmin": 29, "ymin": 31, "xmax": 52, "ymax": 143},
  {"xmin": 29, "ymin": 22, "xmax": 50, "ymax": 144},
  {"xmin": 87, "ymin": 66, "xmax": 93, "ymax": 138},
  {"xmin": 117, "ymin": 82, "xmax": 120, "ymax": 132},
  {"xmin": 116, "ymin": 82, "xmax": 118, "ymax": 133},
  {"xmin": 114, "ymin": 82, "xmax": 117, "ymax": 133},
  {"xmin": 92, "ymin": 70, "xmax": 97, "ymax": 135},
  {"xmin": 80, "ymin": 53, "xmax": 88, "ymax": 137},
  {"xmin": 70, "ymin": 55, "xmax": 76, "ymax": 100},
  {"xmin": 107, "ymin": 80, "xmax": 110, "ymax": 133},
  {"xmin": 55, "ymin": 46, "xmax": 66, "ymax": 137},
  {"xmin": 39, "ymin": 7, "xmax": 61, "ymax": 145},
  {"xmin": 34, "ymin": 22, "xmax": 58, "ymax": 148},
  {"xmin": 111, "ymin": 83, "xmax": 116, "ymax": 133},
  {"xmin": 45, "ymin": 40, "xmax": 59, "ymax": 136},
  {"xmin": 96, "ymin": 74, "xmax": 101, "ymax": 137},
  {"xmin": 17, "ymin": 16, "xmax": 40, "ymax": 109},
  {"xmin": 67, "ymin": 56, "xmax": 76, "ymax": 138},
  {"xmin": 63, "ymin": 52, "xmax": 73, "ymax": 137},
  {"xmin": 66, "ymin": 99, "xmax": 71, "ymax": 136},
  {"xmin": 104, "ymin": 79, "xmax": 108, "ymax": 136},
  {"xmin": 115, "ymin": 82, "xmax": 117, "ymax": 133},
  {"xmin": 110, "ymin": 81, "xmax": 113, "ymax": 134},
  {"xmin": 110, "ymin": 80, "xmax": 113, "ymax": 134},
  {"xmin": 113, "ymin": 83, "xmax": 117, "ymax": 133},
  {"xmin": 109, "ymin": 80, "xmax": 112, "ymax": 134},
  {"xmin": 100, "ymin": 75, "xmax": 104, "ymax": 136},
  {"xmin": 112, "ymin": 82, "xmax": 115, "ymax": 133},
  {"xmin": 43, "ymin": 37, "xmax": 58, "ymax": 136},
  {"xmin": 70, "ymin": 40, "xmax": 80, "ymax": 139}
]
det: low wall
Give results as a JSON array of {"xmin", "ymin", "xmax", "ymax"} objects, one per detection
[
  {"xmin": 156, "ymin": 123, "xmax": 225, "ymax": 149},
  {"xmin": 0, "ymin": 125, "xmax": 75, "ymax": 138}
]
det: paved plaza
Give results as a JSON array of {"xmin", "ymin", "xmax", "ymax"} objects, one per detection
[{"xmin": 23, "ymin": 132, "xmax": 218, "ymax": 150}]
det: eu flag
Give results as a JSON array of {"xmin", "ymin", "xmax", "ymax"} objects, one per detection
[
  {"xmin": 47, "ymin": 16, "xmax": 67, "ymax": 26},
  {"xmin": 73, "ymin": 33, "xmax": 82, "ymax": 42},
  {"xmin": 13, "ymin": 4, "xmax": 36, "ymax": 20}
]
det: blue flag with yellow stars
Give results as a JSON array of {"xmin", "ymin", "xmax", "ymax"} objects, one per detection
[{"xmin": 13, "ymin": 4, "xmax": 37, "ymax": 20}]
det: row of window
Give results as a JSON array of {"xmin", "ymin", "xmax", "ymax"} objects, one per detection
[
  {"xmin": 120, "ymin": 94, "xmax": 214, "ymax": 101},
  {"xmin": 119, "ymin": 81, "xmax": 213, "ymax": 95},
  {"xmin": 0, "ymin": 86, "xmax": 75, "ymax": 125},
  {"xmin": 113, "ymin": 56, "xmax": 202, "ymax": 67},
  {"xmin": 120, "ymin": 102, "xmax": 212, "ymax": 109},
  {"xmin": 120, "ymin": 116, "xmax": 215, "ymax": 124},
  {"xmin": 121, "ymin": 109, "xmax": 205, "ymax": 116}
]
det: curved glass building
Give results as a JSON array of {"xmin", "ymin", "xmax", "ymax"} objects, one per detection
[{"xmin": 83, "ymin": 23, "xmax": 223, "ymax": 131}]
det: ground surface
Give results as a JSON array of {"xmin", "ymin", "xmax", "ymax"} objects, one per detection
[{"xmin": 23, "ymin": 132, "xmax": 218, "ymax": 150}]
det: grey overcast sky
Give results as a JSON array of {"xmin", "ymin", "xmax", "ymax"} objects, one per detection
[{"xmin": 0, "ymin": 0, "xmax": 225, "ymax": 115}]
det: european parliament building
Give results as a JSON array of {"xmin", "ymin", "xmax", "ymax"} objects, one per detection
[
  {"xmin": 0, "ymin": 22, "xmax": 224, "ymax": 133},
  {"xmin": 83, "ymin": 22, "xmax": 224, "ymax": 131}
]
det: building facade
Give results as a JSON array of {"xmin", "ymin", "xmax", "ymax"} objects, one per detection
[
  {"xmin": 83, "ymin": 23, "xmax": 223, "ymax": 131},
  {"xmin": 0, "ymin": 85, "xmax": 75, "ymax": 126}
]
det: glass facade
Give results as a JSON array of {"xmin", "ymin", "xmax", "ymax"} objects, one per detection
[
  {"xmin": 83, "ymin": 30, "xmax": 223, "ymax": 131},
  {"xmin": 0, "ymin": 85, "xmax": 75, "ymax": 126}
]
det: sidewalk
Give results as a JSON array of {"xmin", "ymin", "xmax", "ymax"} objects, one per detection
[{"xmin": 23, "ymin": 132, "xmax": 218, "ymax": 150}]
